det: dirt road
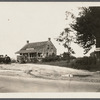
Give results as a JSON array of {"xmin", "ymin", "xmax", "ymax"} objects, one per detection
[
  {"xmin": 0, "ymin": 63, "xmax": 100, "ymax": 92},
  {"xmin": 0, "ymin": 75, "xmax": 100, "ymax": 92}
]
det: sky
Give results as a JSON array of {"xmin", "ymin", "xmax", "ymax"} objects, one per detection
[{"xmin": 0, "ymin": 2, "xmax": 97, "ymax": 59}]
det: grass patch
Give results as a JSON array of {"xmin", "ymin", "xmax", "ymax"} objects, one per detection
[
  {"xmin": 38, "ymin": 60, "xmax": 69, "ymax": 67},
  {"xmin": 37, "ymin": 60, "xmax": 100, "ymax": 71}
]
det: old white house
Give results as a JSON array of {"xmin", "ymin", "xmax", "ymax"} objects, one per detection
[{"xmin": 15, "ymin": 38, "xmax": 57, "ymax": 62}]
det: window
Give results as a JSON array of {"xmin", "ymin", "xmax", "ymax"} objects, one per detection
[
  {"xmin": 52, "ymin": 53, "xmax": 55, "ymax": 56},
  {"xmin": 26, "ymin": 48, "xmax": 34, "ymax": 50},
  {"xmin": 46, "ymin": 52, "xmax": 48, "ymax": 56},
  {"xmin": 38, "ymin": 53, "xmax": 42, "ymax": 57},
  {"xmin": 47, "ymin": 45, "xmax": 49, "ymax": 49}
]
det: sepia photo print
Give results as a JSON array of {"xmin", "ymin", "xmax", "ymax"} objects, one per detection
[{"xmin": 0, "ymin": 2, "xmax": 100, "ymax": 97}]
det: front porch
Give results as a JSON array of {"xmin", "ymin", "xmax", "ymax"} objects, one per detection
[{"xmin": 20, "ymin": 52, "xmax": 42, "ymax": 62}]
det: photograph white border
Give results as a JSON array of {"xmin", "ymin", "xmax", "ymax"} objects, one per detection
[{"xmin": 0, "ymin": 1, "xmax": 100, "ymax": 98}]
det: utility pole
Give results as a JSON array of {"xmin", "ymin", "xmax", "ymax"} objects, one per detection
[{"xmin": 95, "ymin": 36, "xmax": 100, "ymax": 62}]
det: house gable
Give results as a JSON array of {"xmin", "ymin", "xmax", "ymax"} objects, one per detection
[{"xmin": 44, "ymin": 40, "xmax": 57, "ymax": 56}]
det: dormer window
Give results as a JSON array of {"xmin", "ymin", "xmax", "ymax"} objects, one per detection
[{"xmin": 26, "ymin": 48, "xmax": 34, "ymax": 50}]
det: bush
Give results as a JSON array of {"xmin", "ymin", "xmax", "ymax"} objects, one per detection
[
  {"xmin": 75, "ymin": 57, "xmax": 96, "ymax": 65},
  {"xmin": 40, "ymin": 56, "xmax": 99, "ymax": 71},
  {"xmin": 68, "ymin": 56, "xmax": 97, "ymax": 70},
  {"xmin": 4, "ymin": 56, "xmax": 11, "ymax": 64},
  {"xmin": 0, "ymin": 57, "xmax": 5, "ymax": 63},
  {"xmin": 60, "ymin": 52, "xmax": 76, "ymax": 63},
  {"xmin": 17, "ymin": 56, "xmax": 26, "ymax": 63},
  {"xmin": 0, "ymin": 56, "xmax": 11, "ymax": 64},
  {"xmin": 42, "ymin": 55, "xmax": 60, "ymax": 62},
  {"xmin": 31, "ymin": 58, "xmax": 38, "ymax": 63},
  {"xmin": 11, "ymin": 59, "xmax": 17, "ymax": 63},
  {"xmin": 61, "ymin": 52, "xmax": 70, "ymax": 60}
]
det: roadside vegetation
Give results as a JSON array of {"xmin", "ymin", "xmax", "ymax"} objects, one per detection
[
  {"xmin": 0, "ymin": 52, "xmax": 99, "ymax": 71},
  {"xmin": 38, "ymin": 52, "xmax": 99, "ymax": 71},
  {"xmin": 0, "ymin": 55, "xmax": 11, "ymax": 64}
]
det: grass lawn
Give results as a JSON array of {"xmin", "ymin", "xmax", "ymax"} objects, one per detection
[
  {"xmin": 37, "ymin": 60, "xmax": 100, "ymax": 71},
  {"xmin": 38, "ymin": 60, "xmax": 68, "ymax": 67}
]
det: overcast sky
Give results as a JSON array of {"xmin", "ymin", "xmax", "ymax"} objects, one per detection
[{"xmin": 0, "ymin": 2, "xmax": 97, "ymax": 59}]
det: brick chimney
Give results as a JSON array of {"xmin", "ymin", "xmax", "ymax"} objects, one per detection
[
  {"xmin": 48, "ymin": 38, "xmax": 51, "ymax": 41},
  {"xmin": 27, "ymin": 40, "xmax": 29, "ymax": 44}
]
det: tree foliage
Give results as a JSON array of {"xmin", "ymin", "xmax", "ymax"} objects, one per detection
[{"xmin": 57, "ymin": 7, "xmax": 100, "ymax": 54}]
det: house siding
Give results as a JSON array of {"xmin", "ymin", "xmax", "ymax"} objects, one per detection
[
  {"xmin": 40, "ymin": 41, "xmax": 57, "ymax": 58},
  {"xmin": 44, "ymin": 41, "xmax": 56, "ymax": 57}
]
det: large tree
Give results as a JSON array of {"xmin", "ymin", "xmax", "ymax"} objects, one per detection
[{"xmin": 57, "ymin": 7, "xmax": 100, "ymax": 55}]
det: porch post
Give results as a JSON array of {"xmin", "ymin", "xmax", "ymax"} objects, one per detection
[
  {"xmin": 36, "ymin": 52, "xmax": 38, "ymax": 59},
  {"xmin": 28, "ymin": 53, "xmax": 30, "ymax": 62},
  {"xmin": 96, "ymin": 37, "xmax": 100, "ymax": 62}
]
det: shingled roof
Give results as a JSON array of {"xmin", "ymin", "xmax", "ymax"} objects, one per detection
[{"xmin": 16, "ymin": 41, "xmax": 48, "ymax": 54}]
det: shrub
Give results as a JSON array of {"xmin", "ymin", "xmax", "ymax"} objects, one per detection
[
  {"xmin": 31, "ymin": 58, "xmax": 38, "ymax": 63},
  {"xmin": 75, "ymin": 57, "xmax": 96, "ymax": 65},
  {"xmin": 61, "ymin": 52, "xmax": 70, "ymax": 60},
  {"xmin": 60, "ymin": 52, "xmax": 76, "ymax": 63},
  {"xmin": 0, "ymin": 57, "xmax": 5, "ymax": 63},
  {"xmin": 11, "ymin": 59, "xmax": 17, "ymax": 63},
  {"xmin": 68, "ymin": 56, "xmax": 97, "ymax": 70},
  {"xmin": 4, "ymin": 56, "xmax": 11, "ymax": 64},
  {"xmin": 0, "ymin": 55, "xmax": 11, "ymax": 64},
  {"xmin": 17, "ymin": 56, "xmax": 26, "ymax": 63},
  {"xmin": 42, "ymin": 55, "xmax": 60, "ymax": 62}
]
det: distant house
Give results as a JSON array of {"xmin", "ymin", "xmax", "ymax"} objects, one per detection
[{"xmin": 15, "ymin": 38, "xmax": 57, "ymax": 61}]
